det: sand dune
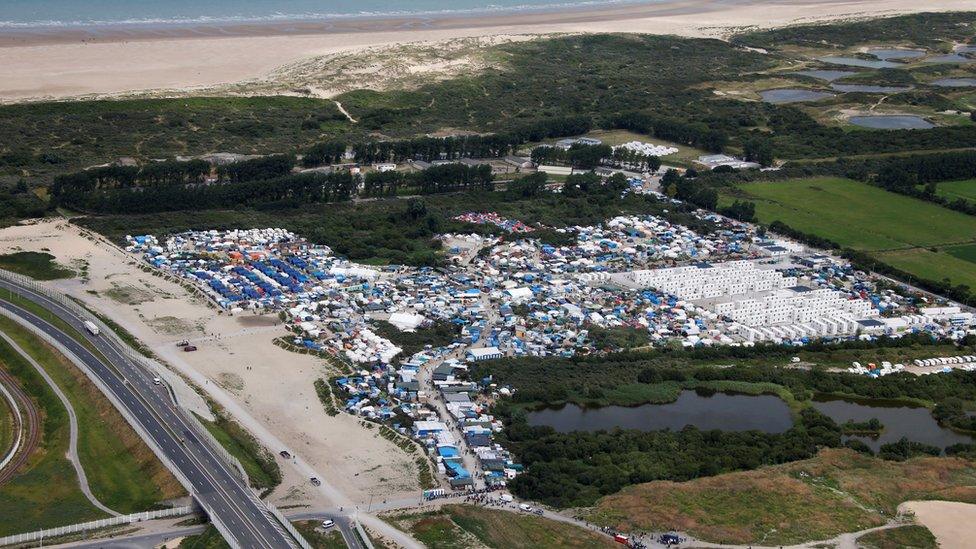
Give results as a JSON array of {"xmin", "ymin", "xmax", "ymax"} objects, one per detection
[{"xmin": 0, "ymin": 0, "xmax": 972, "ymax": 103}]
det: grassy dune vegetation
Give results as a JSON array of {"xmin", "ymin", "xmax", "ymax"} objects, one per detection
[
  {"xmin": 386, "ymin": 504, "xmax": 615, "ymax": 549},
  {"xmin": 0, "ymin": 251, "xmax": 74, "ymax": 280},
  {"xmin": 858, "ymin": 525, "xmax": 938, "ymax": 549},
  {"xmin": 723, "ymin": 177, "xmax": 976, "ymax": 289},
  {"xmin": 0, "ymin": 316, "xmax": 184, "ymax": 515},
  {"xmin": 198, "ymin": 413, "xmax": 281, "ymax": 491},
  {"xmin": 587, "ymin": 449, "xmax": 976, "ymax": 546}
]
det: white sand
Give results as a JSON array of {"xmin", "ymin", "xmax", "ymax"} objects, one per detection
[
  {"xmin": 902, "ymin": 500, "xmax": 976, "ymax": 548},
  {"xmin": 0, "ymin": 219, "xmax": 422, "ymax": 507},
  {"xmin": 0, "ymin": 0, "xmax": 972, "ymax": 103}
]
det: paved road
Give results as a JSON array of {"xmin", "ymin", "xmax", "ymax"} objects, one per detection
[
  {"xmin": 0, "ymin": 278, "xmax": 297, "ymax": 549},
  {"xmin": 0, "ymin": 330, "xmax": 119, "ymax": 516}
]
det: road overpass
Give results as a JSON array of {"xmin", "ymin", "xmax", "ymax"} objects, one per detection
[{"xmin": 0, "ymin": 270, "xmax": 302, "ymax": 548}]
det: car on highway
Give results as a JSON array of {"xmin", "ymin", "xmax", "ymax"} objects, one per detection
[
  {"xmin": 321, "ymin": 519, "xmax": 335, "ymax": 529},
  {"xmin": 153, "ymin": 376, "xmax": 162, "ymax": 385}
]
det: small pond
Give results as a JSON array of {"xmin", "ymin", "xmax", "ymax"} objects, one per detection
[
  {"xmin": 759, "ymin": 89, "xmax": 835, "ymax": 104},
  {"xmin": 793, "ymin": 70, "xmax": 861, "ymax": 82},
  {"xmin": 866, "ymin": 48, "xmax": 926, "ymax": 60},
  {"xmin": 811, "ymin": 396, "xmax": 974, "ymax": 452},
  {"xmin": 831, "ymin": 83, "xmax": 913, "ymax": 93},
  {"xmin": 931, "ymin": 78, "xmax": 976, "ymax": 87},
  {"xmin": 849, "ymin": 115, "xmax": 934, "ymax": 129},
  {"xmin": 925, "ymin": 53, "xmax": 974, "ymax": 64},
  {"xmin": 819, "ymin": 56, "xmax": 901, "ymax": 69},
  {"xmin": 526, "ymin": 390, "xmax": 794, "ymax": 434}
]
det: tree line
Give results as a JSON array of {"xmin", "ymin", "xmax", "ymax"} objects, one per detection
[{"xmin": 361, "ymin": 163, "xmax": 494, "ymax": 197}]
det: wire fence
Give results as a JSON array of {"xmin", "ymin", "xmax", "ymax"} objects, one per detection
[{"xmin": 0, "ymin": 506, "xmax": 196, "ymax": 546}]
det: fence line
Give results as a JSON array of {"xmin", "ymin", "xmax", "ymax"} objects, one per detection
[
  {"xmin": 0, "ymin": 506, "xmax": 196, "ymax": 546},
  {"xmin": 266, "ymin": 503, "xmax": 312, "ymax": 549}
]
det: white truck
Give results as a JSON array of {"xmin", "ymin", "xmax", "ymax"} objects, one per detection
[{"xmin": 83, "ymin": 320, "xmax": 100, "ymax": 336}]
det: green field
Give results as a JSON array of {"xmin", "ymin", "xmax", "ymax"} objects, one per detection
[
  {"xmin": 0, "ymin": 330, "xmax": 105, "ymax": 534},
  {"xmin": 936, "ymin": 179, "xmax": 976, "ymax": 203},
  {"xmin": 725, "ymin": 177, "xmax": 976, "ymax": 289},
  {"xmin": 0, "ymin": 251, "xmax": 74, "ymax": 280},
  {"xmin": 0, "ymin": 316, "xmax": 184, "ymax": 516}
]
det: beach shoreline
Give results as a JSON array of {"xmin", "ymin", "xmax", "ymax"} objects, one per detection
[{"xmin": 0, "ymin": 0, "xmax": 972, "ymax": 103}]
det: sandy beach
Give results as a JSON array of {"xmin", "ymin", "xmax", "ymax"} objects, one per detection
[
  {"xmin": 0, "ymin": 0, "xmax": 972, "ymax": 103},
  {"xmin": 902, "ymin": 500, "xmax": 976, "ymax": 548}
]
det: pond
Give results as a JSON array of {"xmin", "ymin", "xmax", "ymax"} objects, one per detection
[
  {"xmin": 849, "ymin": 115, "xmax": 934, "ymax": 129},
  {"xmin": 867, "ymin": 48, "xmax": 926, "ymax": 60},
  {"xmin": 831, "ymin": 84, "xmax": 913, "ymax": 93},
  {"xmin": 925, "ymin": 53, "xmax": 974, "ymax": 64},
  {"xmin": 759, "ymin": 89, "xmax": 835, "ymax": 104},
  {"xmin": 931, "ymin": 78, "xmax": 976, "ymax": 87},
  {"xmin": 811, "ymin": 396, "xmax": 974, "ymax": 452},
  {"xmin": 525, "ymin": 390, "xmax": 794, "ymax": 434},
  {"xmin": 819, "ymin": 56, "xmax": 901, "ymax": 69},
  {"xmin": 793, "ymin": 70, "xmax": 861, "ymax": 82}
]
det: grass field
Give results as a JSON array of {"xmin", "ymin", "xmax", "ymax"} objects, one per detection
[
  {"xmin": 935, "ymin": 179, "xmax": 976, "ymax": 203},
  {"xmin": 724, "ymin": 177, "xmax": 976, "ymax": 289},
  {"xmin": 0, "ymin": 330, "xmax": 105, "ymax": 534},
  {"xmin": 0, "ymin": 252, "xmax": 73, "ymax": 281},
  {"xmin": 294, "ymin": 521, "xmax": 347, "ymax": 549},
  {"xmin": 586, "ymin": 448, "xmax": 976, "ymax": 546},
  {"xmin": 386, "ymin": 504, "xmax": 615, "ymax": 549},
  {"xmin": 0, "ymin": 316, "xmax": 184, "ymax": 514},
  {"xmin": 858, "ymin": 525, "xmax": 938, "ymax": 549}
]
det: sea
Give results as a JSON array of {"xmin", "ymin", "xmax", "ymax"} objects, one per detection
[{"xmin": 0, "ymin": 0, "xmax": 651, "ymax": 29}]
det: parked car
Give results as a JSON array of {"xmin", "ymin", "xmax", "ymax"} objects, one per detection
[
  {"xmin": 518, "ymin": 504, "xmax": 532, "ymax": 512},
  {"xmin": 321, "ymin": 519, "xmax": 335, "ymax": 529},
  {"xmin": 279, "ymin": 450, "xmax": 291, "ymax": 459},
  {"xmin": 183, "ymin": 345, "xmax": 198, "ymax": 352},
  {"xmin": 310, "ymin": 477, "xmax": 321, "ymax": 486}
]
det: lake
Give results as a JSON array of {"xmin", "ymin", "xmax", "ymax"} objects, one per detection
[
  {"xmin": 793, "ymin": 70, "xmax": 861, "ymax": 82},
  {"xmin": 526, "ymin": 390, "xmax": 794, "ymax": 433},
  {"xmin": 831, "ymin": 84, "xmax": 913, "ymax": 93},
  {"xmin": 867, "ymin": 48, "xmax": 926, "ymax": 60},
  {"xmin": 819, "ymin": 56, "xmax": 901, "ymax": 69},
  {"xmin": 811, "ymin": 396, "xmax": 973, "ymax": 452},
  {"xmin": 931, "ymin": 78, "xmax": 976, "ymax": 87},
  {"xmin": 849, "ymin": 115, "xmax": 934, "ymax": 130},
  {"xmin": 925, "ymin": 53, "xmax": 974, "ymax": 64},
  {"xmin": 759, "ymin": 89, "xmax": 834, "ymax": 104}
]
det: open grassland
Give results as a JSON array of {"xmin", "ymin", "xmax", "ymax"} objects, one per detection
[
  {"xmin": 0, "ymin": 332, "xmax": 104, "ymax": 534},
  {"xmin": 586, "ymin": 448, "xmax": 976, "ymax": 546},
  {"xmin": 0, "ymin": 251, "xmax": 74, "ymax": 280},
  {"xmin": 0, "ymin": 315, "xmax": 184, "ymax": 513},
  {"xmin": 858, "ymin": 525, "xmax": 938, "ymax": 549},
  {"xmin": 936, "ymin": 178, "xmax": 976, "ymax": 203},
  {"xmin": 727, "ymin": 177, "xmax": 976, "ymax": 250},
  {"xmin": 387, "ymin": 504, "xmax": 615, "ymax": 549},
  {"xmin": 293, "ymin": 521, "xmax": 348, "ymax": 549},
  {"xmin": 725, "ymin": 177, "xmax": 976, "ymax": 289}
]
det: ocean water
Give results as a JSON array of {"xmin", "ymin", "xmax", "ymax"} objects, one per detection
[{"xmin": 0, "ymin": 0, "xmax": 653, "ymax": 28}]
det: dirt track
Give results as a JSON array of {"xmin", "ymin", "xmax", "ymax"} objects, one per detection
[{"xmin": 0, "ymin": 365, "xmax": 40, "ymax": 485}]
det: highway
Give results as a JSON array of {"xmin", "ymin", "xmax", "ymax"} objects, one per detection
[{"xmin": 0, "ymin": 276, "xmax": 298, "ymax": 549}]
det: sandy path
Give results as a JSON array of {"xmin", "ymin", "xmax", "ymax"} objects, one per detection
[
  {"xmin": 0, "ymin": 0, "xmax": 973, "ymax": 102},
  {"xmin": 0, "ymin": 219, "xmax": 422, "ymax": 511},
  {"xmin": 0, "ymin": 329, "xmax": 120, "ymax": 516},
  {"xmin": 901, "ymin": 500, "xmax": 976, "ymax": 548}
]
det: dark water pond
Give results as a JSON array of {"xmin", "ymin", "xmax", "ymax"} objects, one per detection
[
  {"xmin": 759, "ymin": 89, "xmax": 834, "ymax": 104},
  {"xmin": 931, "ymin": 78, "xmax": 976, "ymax": 87},
  {"xmin": 831, "ymin": 84, "xmax": 913, "ymax": 93},
  {"xmin": 526, "ymin": 390, "xmax": 794, "ymax": 434},
  {"xmin": 849, "ymin": 115, "xmax": 934, "ymax": 129},
  {"xmin": 925, "ymin": 53, "xmax": 974, "ymax": 64},
  {"xmin": 811, "ymin": 396, "xmax": 973, "ymax": 452},
  {"xmin": 819, "ymin": 56, "xmax": 901, "ymax": 69},
  {"xmin": 867, "ymin": 48, "xmax": 926, "ymax": 60}
]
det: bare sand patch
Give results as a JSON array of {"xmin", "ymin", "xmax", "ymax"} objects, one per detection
[
  {"xmin": 901, "ymin": 500, "xmax": 976, "ymax": 548},
  {"xmin": 0, "ymin": 218, "xmax": 422, "ymax": 507}
]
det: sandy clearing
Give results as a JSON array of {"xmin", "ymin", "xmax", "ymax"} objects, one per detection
[
  {"xmin": 0, "ymin": 0, "xmax": 973, "ymax": 102},
  {"xmin": 901, "ymin": 500, "xmax": 976, "ymax": 548},
  {"xmin": 0, "ymin": 218, "xmax": 423, "ymax": 507}
]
